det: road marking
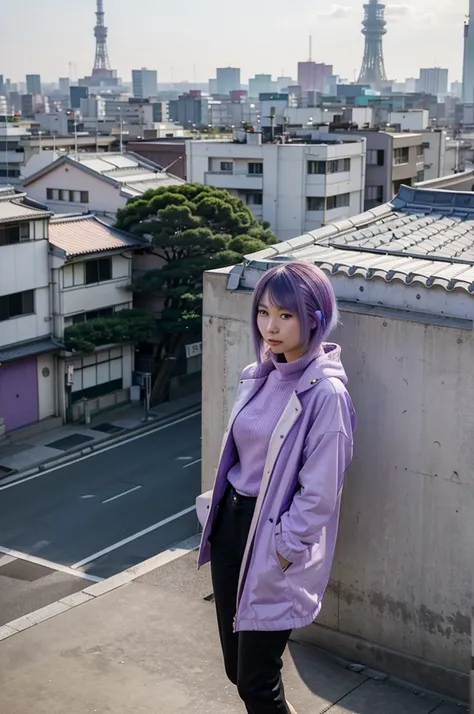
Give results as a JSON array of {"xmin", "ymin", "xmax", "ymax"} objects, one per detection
[
  {"xmin": 102, "ymin": 485, "xmax": 142, "ymax": 504},
  {"xmin": 71, "ymin": 505, "xmax": 196, "ymax": 569},
  {"xmin": 0, "ymin": 546, "xmax": 103, "ymax": 582},
  {"xmin": 0, "ymin": 410, "xmax": 201, "ymax": 492},
  {"xmin": 177, "ymin": 456, "xmax": 193, "ymax": 461},
  {"xmin": 183, "ymin": 458, "xmax": 202, "ymax": 469}
]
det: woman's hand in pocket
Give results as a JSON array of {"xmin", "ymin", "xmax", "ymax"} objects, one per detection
[{"xmin": 277, "ymin": 551, "xmax": 291, "ymax": 571}]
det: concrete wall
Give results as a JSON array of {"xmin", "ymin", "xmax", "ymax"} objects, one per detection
[
  {"xmin": 201, "ymin": 267, "xmax": 471, "ymax": 701},
  {"xmin": 36, "ymin": 353, "xmax": 56, "ymax": 420}
]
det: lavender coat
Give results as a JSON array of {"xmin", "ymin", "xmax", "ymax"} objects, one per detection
[{"xmin": 198, "ymin": 343, "xmax": 356, "ymax": 632}]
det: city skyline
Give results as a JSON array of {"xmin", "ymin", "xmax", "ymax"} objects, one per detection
[{"xmin": 0, "ymin": 0, "xmax": 468, "ymax": 83}]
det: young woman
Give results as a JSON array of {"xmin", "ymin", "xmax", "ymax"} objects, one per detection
[{"xmin": 198, "ymin": 260, "xmax": 356, "ymax": 714}]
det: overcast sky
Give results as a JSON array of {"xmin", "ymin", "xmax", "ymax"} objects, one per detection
[{"xmin": 0, "ymin": 0, "xmax": 468, "ymax": 84}]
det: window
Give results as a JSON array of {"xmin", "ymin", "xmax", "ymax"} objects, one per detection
[
  {"xmin": 46, "ymin": 188, "xmax": 89, "ymax": 203},
  {"xmin": 0, "ymin": 222, "xmax": 30, "ymax": 246},
  {"xmin": 220, "ymin": 161, "xmax": 233, "ymax": 172},
  {"xmin": 306, "ymin": 196, "xmax": 325, "ymax": 211},
  {"xmin": 307, "ymin": 160, "xmax": 326, "ymax": 175},
  {"xmin": 72, "ymin": 307, "xmax": 115, "ymax": 324},
  {"xmin": 416, "ymin": 146, "xmax": 424, "ymax": 159},
  {"xmin": 245, "ymin": 193, "xmax": 263, "ymax": 206},
  {"xmin": 367, "ymin": 149, "xmax": 385, "ymax": 166},
  {"xmin": 393, "ymin": 147, "xmax": 409, "ymax": 165},
  {"xmin": 0, "ymin": 290, "xmax": 34, "ymax": 321},
  {"xmin": 327, "ymin": 193, "xmax": 350, "ymax": 210},
  {"xmin": 85, "ymin": 258, "xmax": 112, "ymax": 285},
  {"xmin": 248, "ymin": 162, "xmax": 263, "ymax": 175},
  {"xmin": 69, "ymin": 347, "xmax": 124, "ymax": 404},
  {"xmin": 422, "ymin": 141, "xmax": 430, "ymax": 150},
  {"xmin": 416, "ymin": 170, "xmax": 425, "ymax": 183},
  {"xmin": 366, "ymin": 185, "xmax": 384, "ymax": 203},
  {"xmin": 327, "ymin": 158, "xmax": 351, "ymax": 173}
]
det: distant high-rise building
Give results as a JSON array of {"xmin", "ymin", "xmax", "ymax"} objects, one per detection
[
  {"xmin": 297, "ymin": 62, "xmax": 333, "ymax": 95},
  {"xmin": 21, "ymin": 94, "xmax": 37, "ymax": 117},
  {"xmin": 418, "ymin": 67, "xmax": 448, "ymax": 96},
  {"xmin": 59, "ymin": 77, "xmax": 70, "ymax": 95},
  {"xmin": 26, "ymin": 74, "xmax": 42, "ymax": 95},
  {"xmin": 450, "ymin": 80, "xmax": 463, "ymax": 99},
  {"xmin": 405, "ymin": 77, "xmax": 418, "ymax": 93},
  {"xmin": 132, "ymin": 68, "xmax": 158, "ymax": 99},
  {"xmin": 216, "ymin": 67, "xmax": 240, "ymax": 95},
  {"xmin": 249, "ymin": 74, "xmax": 276, "ymax": 97},
  {"xmin": 0, "ymin": 75, "xmax": 4, "ymax": 96},
  {"xmin": 357, "ymin": 0, "xmax": 388, "ymax": 87},
  {"xmin": 209, "ymin": 78, "xmax": 218, "ymax": 95},
  {"xmin": 463, "ymin": 1, "xmax": 474, "ymax": 104},
  {"xmin": 70, "ymin": 86, "xmax": 89, "ymax": 109}
]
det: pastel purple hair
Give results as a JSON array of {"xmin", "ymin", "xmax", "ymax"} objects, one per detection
[{"xmin": 251, "ymin": 260, "xmax": 339, "ymax": 363}]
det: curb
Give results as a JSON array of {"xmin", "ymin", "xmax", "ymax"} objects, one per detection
[
  {"xmin": 0, "ymin": 403, "xmax": 201, "ymax": 486},
  {"xmin": 0, "ymin": 534, "xmax": 201, "ymax": 643}
]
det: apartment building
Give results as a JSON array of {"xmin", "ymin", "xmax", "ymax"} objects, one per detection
[
  {"xmin": 348, "ymin": 131, "xmax": 424, "ymax": 210},
  {"xmin": 0, "ymin": 188, "xmax": 60, "ymax": 434},
  {"xmin": 48, "ymin": 215, "xmax": 145, "ymax": 422},
  {"xmin": 187, "ymin": 132, "xmax": 366, "ymax": 241}
]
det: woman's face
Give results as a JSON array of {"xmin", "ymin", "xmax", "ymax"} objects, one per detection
[{"xmin": 256, "ymin": 290, "xmax": 305, "ymax": 363}]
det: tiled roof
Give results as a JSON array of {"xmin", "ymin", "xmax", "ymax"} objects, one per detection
[
  {"xmin": 0, "ymin": 337, "xmax": 63, "ymax": 363},
  {"xmin": 237, "ymin": 185, "xmax": 474, "ymax": 295},
  {"xmin": 23, "ymin": 153, "xmax": 184, "ymax": 193},
  {"xmin": 0, "ymin": 191, "xmax": 52, "ymax": 223},
  {"xmin": 48, "ymin": 215, "xmax": 146, "ymax": 258}
]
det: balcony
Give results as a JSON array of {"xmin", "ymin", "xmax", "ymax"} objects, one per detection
[
  {"xmin": 204, "ymin": 171, "xmax": 263, "ymax": 191},
  {"xmin": 0, "ymin": 150, "xmax": 25, "ymax": 165}
]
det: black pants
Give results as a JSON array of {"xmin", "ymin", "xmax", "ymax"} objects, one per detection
[{"xmin": 210, "ymin": 484, "xmax": 292, "ymax": 714}]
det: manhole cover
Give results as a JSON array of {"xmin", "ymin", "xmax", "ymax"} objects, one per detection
[
  {"xmin": 92, "ymin": 423, "xmax": 125, "ymax": 435},
  {"xmin": 46, "ymin": 434, "xmax": 95, "ymax": 451}
]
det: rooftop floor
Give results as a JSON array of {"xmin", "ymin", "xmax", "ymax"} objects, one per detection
[{"xmin": 0, "ymin": 543, "xmax": 467, "ymax": 713}]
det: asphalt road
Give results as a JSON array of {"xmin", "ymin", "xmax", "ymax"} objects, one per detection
[{"xmin": 0, "ymin": 411, "xmax": 202, "ymax": 626}]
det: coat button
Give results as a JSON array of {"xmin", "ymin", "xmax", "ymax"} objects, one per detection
[
  {"xmin": 269, "ymin": 518, "xmax": 274, "ymax": 523},
  {"xmin": 310, "ymin": 379, "xmax": 318, "ymax": 384}
]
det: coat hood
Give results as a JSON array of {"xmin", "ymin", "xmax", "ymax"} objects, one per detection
[{"xmin": 313, "ymin": 342, "xmax": 348, "ymax": 385}]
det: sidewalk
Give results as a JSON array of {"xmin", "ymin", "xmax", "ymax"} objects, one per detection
[
  {"xmin": 0, "ymin": 393, "xmax": 201, "ymax": 479},
  {"xmin": 0, "ymin": 541, "xmax": 467, "ymax": 714}
]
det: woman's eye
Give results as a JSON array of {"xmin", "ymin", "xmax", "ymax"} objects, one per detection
[
  {"xmin": 258, "ymin": 310, "xmax": 267, "ymax": 316},
  {"xmin": 281, "ymin": 314, "xmax": 292, "ymax": 320}
]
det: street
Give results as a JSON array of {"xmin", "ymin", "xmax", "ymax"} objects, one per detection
[{"xmin": 0, "ymin": 411, "xmax": 202, "ymax": 626}]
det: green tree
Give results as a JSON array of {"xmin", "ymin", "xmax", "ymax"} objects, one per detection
[
  {"xmin": 64, "ymin": 309, "xmax": 155, "ymax": 353},
  {"xmin": 115, "ymin": 184, "xmax": 276, "ymax": 403}
]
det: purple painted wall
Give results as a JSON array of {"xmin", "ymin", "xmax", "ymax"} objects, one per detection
[{"xmin": 0, "ymin": 357, "xmax": 39, "ymax": 432}]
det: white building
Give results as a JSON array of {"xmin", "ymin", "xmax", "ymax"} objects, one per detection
[
  {"xmin": 48, "ymin": 215, "xmax": 145, "ymax": 422},
  {"xmin": 0, "ymin": 188, "xmax": 61, "ymax": 435},
  {"xmin": 216, "ymin": 68, "xmax": 241, "ymax": 95},
  {"xmin": 187, "ymin": 132, "xmax": 366, "ymax": 241},
  {"xmin": 418, "ymin": 67, "xmax": 448, "ymax": 97},
  {"xmin": 201, "ymin": 183, "xmax": 473, "ymax": 702},
  {"xmin": 388, "ymin": 110, "xmax": 429, "ymax": 132},
  {"xmin": 132, "ymin": 68, "xmax": 158, "ymax": 99},
  {"xmin": 23, "ymin": 152, "xmax": 183, "ymax": 221},
  {"xmin": 202, "ymin": 98, "xmax": 259, "ymax": 129}
]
